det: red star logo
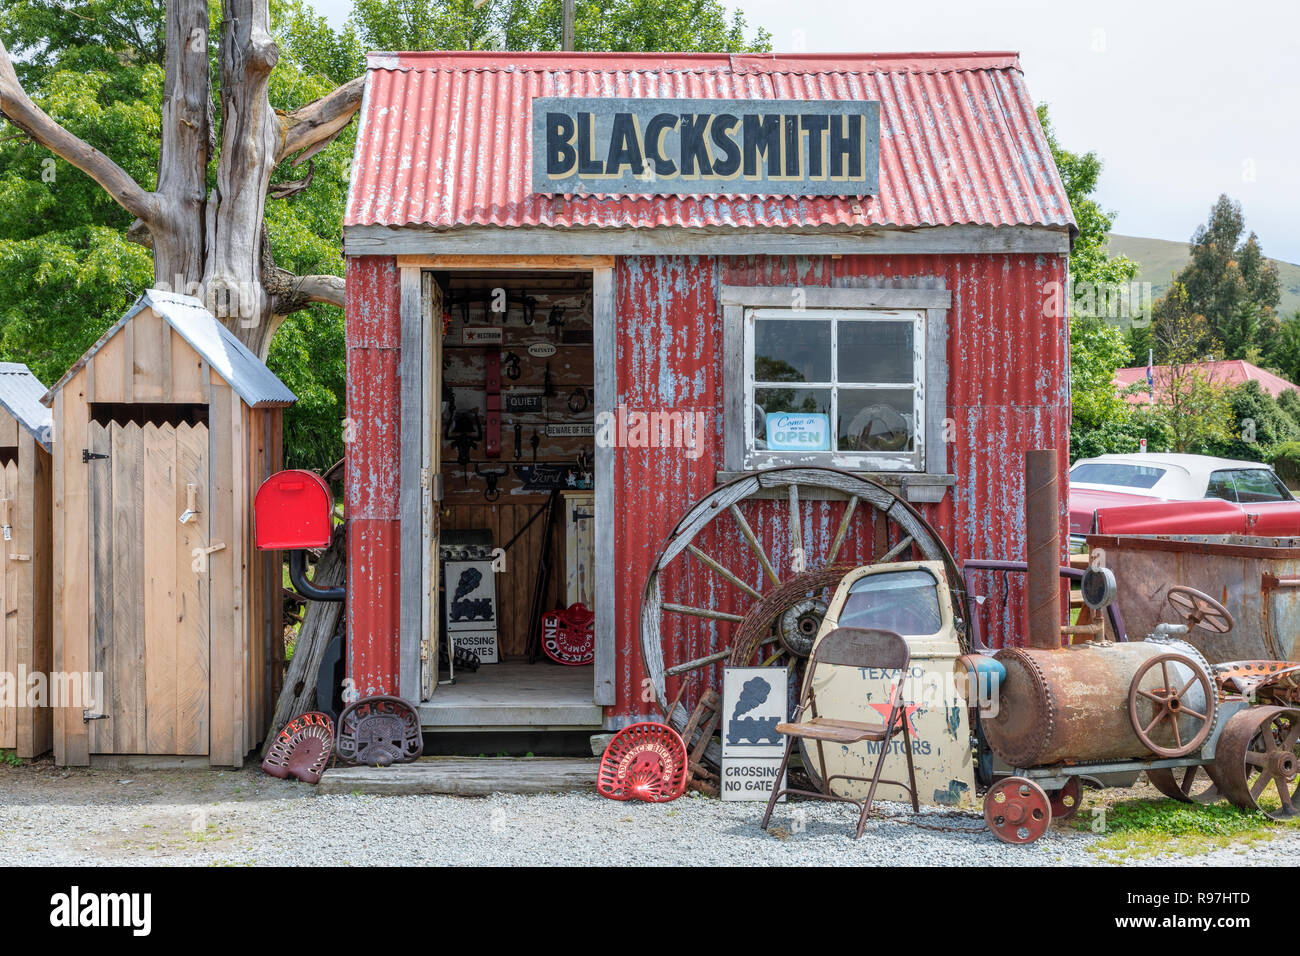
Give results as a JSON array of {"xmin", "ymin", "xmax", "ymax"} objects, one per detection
[{"xmin": 868, "ymin": 698, "xmax": 922, "ymax": 737}]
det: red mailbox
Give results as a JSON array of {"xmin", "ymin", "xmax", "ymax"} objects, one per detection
[{"xmin": 255, "ymin": 469, "xmax": 333, "ymax": 551}]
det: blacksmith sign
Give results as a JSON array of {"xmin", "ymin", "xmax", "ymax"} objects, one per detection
[{"xmin": 532, "ymin": 97, "xmax": 880, "ymax": 196}]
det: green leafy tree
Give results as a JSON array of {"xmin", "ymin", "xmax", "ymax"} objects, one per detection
[
  {"xmin": 1205, "ymin": 380, "xmax": 1300, "ymax": 462},
  {"xmin": 351, "ymin": 0, "xmax": 771, "ymax": 53},
  {"xmin": 1149, "ymin": 282, "xmax": 1234, "ymax": 453},
  {"xmin": 1177, "ymin": 194, "xmax": 1281, "ymax": 358},
  {"xmin": 0, "ymin": 0, "xmax": 355, "ymax": 470}
]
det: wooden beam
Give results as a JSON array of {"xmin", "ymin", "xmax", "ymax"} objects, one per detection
[{"xmin": 395, "ymin": 254, "xmax": 615, "ymax": 271}]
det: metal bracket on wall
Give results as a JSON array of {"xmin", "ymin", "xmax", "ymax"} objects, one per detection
[{"xmin": 82, "ymin": 449, "xmax": 109, "ymax": 463}]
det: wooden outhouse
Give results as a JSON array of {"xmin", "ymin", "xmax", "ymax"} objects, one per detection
[
  {"xmin": 43, "ymin": 290, "xmax": 295, "ymax": 767},
  {"xmin": 0, "ymin": 363, "xmax": 53, "ymax": 757}
]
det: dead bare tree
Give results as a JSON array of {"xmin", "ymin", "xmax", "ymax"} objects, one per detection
[{"xmin": 0, "ymin": 0, "xmax": 364, "ymax": 358}]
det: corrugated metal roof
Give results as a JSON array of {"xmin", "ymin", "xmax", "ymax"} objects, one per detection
[
  {"xmin": 41, "ymin": 290, "xmax": 296, "ymax": 409},
  {"xmin": 0, "ymin": 362, "xmax": 53, "ymax": 449},
  {"xmin": 345, "ymin": 51, "xmax": 1075, "ymax": 235}
]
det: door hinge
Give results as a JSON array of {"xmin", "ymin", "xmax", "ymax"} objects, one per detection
[{"xmin": 82, "ymin": 449, "xmax": 109, "ymax": 463}]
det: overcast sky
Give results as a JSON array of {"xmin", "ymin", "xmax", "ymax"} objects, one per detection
[{"xmin": 312, "ymin": 0, "xmax": 1300, "ymax": 262}]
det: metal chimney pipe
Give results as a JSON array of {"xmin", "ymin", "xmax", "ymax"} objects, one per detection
[{"xmin": 1025, "ymin": 449, "xmax": 1061, "ymax": 650}]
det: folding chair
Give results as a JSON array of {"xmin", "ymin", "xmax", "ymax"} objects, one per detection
[{"xmin": 760, "ymin": 626, "xmax": 919, "ymax": 839}]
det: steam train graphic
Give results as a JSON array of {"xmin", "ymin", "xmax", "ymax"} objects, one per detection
[{"xmin": 726, "ymin": 675, "xmax": 783, "ymax": 746}]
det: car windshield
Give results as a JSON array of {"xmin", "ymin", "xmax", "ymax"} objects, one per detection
[
  {"xmin": 837, "ymin": 569, "xmax": 943, "ymax": 636},
  {"xmin": 1069, "ymin": 462, "xmax": 1167, "ymax": 489}
]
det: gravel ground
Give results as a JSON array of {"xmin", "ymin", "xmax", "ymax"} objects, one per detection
[{"xmin": 0, "ymin": 760, "xmax": 1295, "ymax": 866}]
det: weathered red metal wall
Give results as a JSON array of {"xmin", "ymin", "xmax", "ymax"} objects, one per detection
[
  {"xmin": 341, "ymin": 250, "xmax": 1068, "ymax": 713},
  {"xmin": 345, "ymin": 255, "xmax": 402, "ymax": 696},
  {"xmin": 610, "ymin": 252, "xmax": 1070, "ymax": 724}
]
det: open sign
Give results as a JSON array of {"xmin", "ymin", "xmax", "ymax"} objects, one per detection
[{"xmin": 765, "ymin": 413, "xmax": 830, "ymax": 452}]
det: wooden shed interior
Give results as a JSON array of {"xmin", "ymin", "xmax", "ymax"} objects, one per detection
[
  {"xmin": 0, "ymin": 363, "xmax": 53, "ymax": 758},
  {"xmin": 423, "ymin": 269, "xmax": 602, "ymax": 731},
  {"xmin": 44, "ymin": 290, "xmax": 293, "ymax": 767}
]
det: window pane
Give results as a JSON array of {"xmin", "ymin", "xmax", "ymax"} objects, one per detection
[
  {"xmin": 838, "ymin": 569, "xmax": 943, "ymax": 636},
  {"xmin": 754, "ymin": 387, "xmax": 831, "ymax": 447},
  {"xmin": 837, "ymin": 388, "xmax": 915, "ymax": 452},
  {"xmin": 838, "ymin": 320, "xmax": 914, "ymax": 383},
  {"xmin": 1069, "ymin": 462, "xmax": 1167, "ymax": 489},
  {"xmin": 1230, "ymin": 469, "xmax": 1291, "ymax": 503},
  {"xmin": 1206, "ymin": 471, "xmax": 1237, "ymax": 502},
  {"xmin": 754, "ymin": 319, "xmax": 831, "ymax": 383}
]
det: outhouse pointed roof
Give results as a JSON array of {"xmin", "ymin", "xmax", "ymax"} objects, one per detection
[
  {"xmin": 0, "ymin": 362, "xmax": 53, "ymax": 450},
  {"xmin": 41, "ymin": 289, "xmax": 296, "ymax": 409}
]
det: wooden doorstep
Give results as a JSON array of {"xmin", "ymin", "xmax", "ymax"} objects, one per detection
[{"xmin": 317, "ymin": 757, "xmax": 600, "ymax": 796}]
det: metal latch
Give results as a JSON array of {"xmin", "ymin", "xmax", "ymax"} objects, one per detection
[
  {"xmin": 82, "ymin": 449, "xmax": 109, "ymax": 463},
  {"xmin": 82, "ymin": 710, "xmax": 109, "ymax": 723}
]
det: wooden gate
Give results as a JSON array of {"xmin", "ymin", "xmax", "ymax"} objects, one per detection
[
  {"xmin": 86, "ymin": 421, "xmax": 209, "ymax": 755},
  {"xmin": 0, "ymin": 458, "xmax": 19, "ymax": 750}
]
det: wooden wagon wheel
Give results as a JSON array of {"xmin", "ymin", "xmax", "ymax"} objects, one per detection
[{"xmin": 639, "ymin": 466, "xmax": 965, "ymax": 771}]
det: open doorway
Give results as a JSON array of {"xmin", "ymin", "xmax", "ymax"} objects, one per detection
[{"xmin": 421, "ymin": 269, "xmax": 603, "ymax": 732}]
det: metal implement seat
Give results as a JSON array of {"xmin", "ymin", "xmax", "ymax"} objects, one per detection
[{"xmin": 760, "ymin": 627, "xmax": 919, "ymax": 839}]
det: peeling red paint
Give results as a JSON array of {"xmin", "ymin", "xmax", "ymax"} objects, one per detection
[{"xmin": 345, "ymin": 256, "xmax": 402, "ymax": 692}]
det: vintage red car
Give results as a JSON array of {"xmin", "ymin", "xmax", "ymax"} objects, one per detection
[{"xmin": 1069, "ymin": 453, "xmax": 1300, "ymax": 547}]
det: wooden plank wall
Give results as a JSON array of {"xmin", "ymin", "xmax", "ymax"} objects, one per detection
[
  {"xmin": 20, "ymin": 430, "xmax": 53, "ymax": 756},
  {"xmin": 439, "ymin": 273, "xmax": 593, "ymax": 658},
  {"xmin": 52, "ymin": 306, "xmax": 280, "ymax": 765},
  {"xmin": 0, "ymin": 453, "xmax": 17, "ymax": 749}
]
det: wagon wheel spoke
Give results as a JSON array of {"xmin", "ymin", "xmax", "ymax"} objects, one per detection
[
  {"xmin": 788, "ymin": 483, "xmax": 802, "ymax": 569},
  {"xmin": 878, "ymin": 534, "xmax": 915, "ymax": 564},
  {"xmin": 1137, "ymin": 688, "xmax": 1163, "ymax": 704},
  {"xmin": 729, "ymin": 503, "xmax": 780, "ymax": 587},
  {"xmin": 1180, "ymin": 706, "xmax": 1207, "ymax": 722},
  {"xmin": 1246, "ymin": 750, "xmax": 1268, "ymax": 767},
  {"xmin": 686, "ymin": 544, "xmax": 762, "ymax": 600},
  {"xmin": 661, "ymin": 603, "xmax": 746, "ymax": 623},
  {"xmin": 826, "ymin": 494, "xmax": 859, "ymax": 564}
]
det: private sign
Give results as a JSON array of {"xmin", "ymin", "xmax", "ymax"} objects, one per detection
[{"xmin": 533, "ymin": 97, "xmax": 880, "ymax": 196}]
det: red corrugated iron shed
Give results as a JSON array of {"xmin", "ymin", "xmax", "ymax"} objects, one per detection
[
  {"xmin": 342, "ymin": 50, "xmax": 1075, "ymax": 728},
  {"xmin": 346, "ymin": 51, "xmax": 1074, "ymax": 234}
]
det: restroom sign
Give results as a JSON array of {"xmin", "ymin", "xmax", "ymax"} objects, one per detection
[{"xmin": 765, "ymin": 412, "xmax": 830, "ymax": 452}]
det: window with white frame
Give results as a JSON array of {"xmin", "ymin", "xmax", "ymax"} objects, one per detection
[{"xmin": 743, "ymin": 308, "xmax": 926, "ymax": 471}]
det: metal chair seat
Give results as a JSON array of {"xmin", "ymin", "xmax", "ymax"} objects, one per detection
[{"xmin": 774, "ymin": 716, "xmax": 888, "ymax": 744}]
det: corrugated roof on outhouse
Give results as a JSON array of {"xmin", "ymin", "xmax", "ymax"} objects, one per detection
[
  {"xmin": 0, "ymin": 362, "xmax": 53, "ymax": 450},
  {"xmin": 41, "ymin": 289, "xmax": 296, "ymax": 409}
]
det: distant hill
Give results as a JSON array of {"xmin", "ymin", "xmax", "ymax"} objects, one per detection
[{"xmin": 1107, "ymin": 233, "xmax": 1300, "ymax": 318}]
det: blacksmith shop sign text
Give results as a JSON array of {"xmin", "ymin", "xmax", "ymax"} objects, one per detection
[{"xmin": 532, "ymin": 97, "xmax": 880, "ymax": 196}]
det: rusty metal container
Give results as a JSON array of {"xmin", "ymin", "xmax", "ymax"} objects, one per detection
[
  {"xmin": 1089, "ymin": 534, "xmax": 1300, "ymax": 663},
  {"xmin": 983, "ymin": 640, "xmax": 1210, "ymax": 766}
]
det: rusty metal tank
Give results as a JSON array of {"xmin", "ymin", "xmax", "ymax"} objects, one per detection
[
  {"xmin": 982, "ymin": 640, "xmax": 1214, "ymax": 766},
  {"xmin": 1087, "ymin": 533, "xmax": 1300, "ymax": 663}
]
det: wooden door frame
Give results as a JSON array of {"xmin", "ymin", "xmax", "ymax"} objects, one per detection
[{"xmin": 396, "ymin": 255, "xmax": 615, "ymax": 709}]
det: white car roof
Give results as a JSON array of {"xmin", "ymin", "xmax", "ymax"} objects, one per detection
[{"xmin": 1070, "ymin": 453, "xmax": 1275, "ymax": 499}]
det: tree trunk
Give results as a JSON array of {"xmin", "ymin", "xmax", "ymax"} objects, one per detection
[{"xmin": 0, "ymin": 0, "xmax": 361, "ymax": 360}]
